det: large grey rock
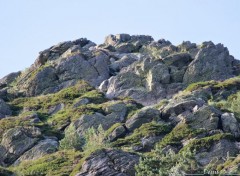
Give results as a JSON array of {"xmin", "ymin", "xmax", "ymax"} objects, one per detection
[
  {"xmin": 195, "ymin": 139, "xmax": 239, "ymax": 166},
  {"xmin": 0, "ymin": 99, "xmax": 12, "ymax": 118},
  {"xmin": 56, "ymin": 51, "xmax": 110, "ymax": 87},
  {"xmin": 73, "ymin": 98, "xmax": 90, "ymax": 108},
  {"xmin": 178, "ymin": 41, "xmax": 199, "ymax": 58},
  {"xmin": 13, "ymin": 38, "xmax": 107, "ymax": 96},
  {"xmin": 102, "ymin": 57, "xmax": 182, "ymax": 105},
  {"xmin": 0, "ymin": 127, "xmax": 41, "ymax": 165},
  {"xmin": 76, "ymin": 149, "xmax": 139, "ymax": 176},
  {"xmin": 26, "ymin": 66, "xmax": 58, "ymax": 96},
  {"xmin": 73, "ymin": 113, "xmax": 106, "ymax": 135},
  {"xmin": 0, "ymin": 71, "xmax": 21, "ymax": 88},
  {"xmin": 18, "ymin": 49, "xmax": 110, "ymax": 96},
  {"xmin": 34, "ymin": 38, "xmax": 94, "ymax": 67},
  {"xmin": 73, "ymin": 102, "xmax": 127, "ymax": 135},
  {"xmin": 183, "ymin": 42, "xmax": 235, "ymax": 84},
  {"xmin": 139, "ymin": 40, "xmax": 176, "ymax": 59},
  {"xmin": 104, "ymin": 102, "xmax": 127, "ymax": 122},
  {"xmin": 161, "ymin": 98, "xmax": 205, "ymax": 119},
  {"xmin": 162, "ymin": 53, "xmax": 193, "ymax": 68},
  {"xmin": 105, "ymin": 34, "xmax": 153, "ymax": 47},
  {"xmin": 103, "ymin": 34, "xmax": 153, "ymax": 53},
  {"xmin": 48, "ymin": 103, "xmax": 65, "ymax": 115},
  {"xmin": 184, "ymin": 105, "xmax": 221, "ymax": 131},
  {"xmin": 107, "ymin": 125, "xmax": 127, "ymax": 142},
  {"xmin": 109, "ymin": 54, "xmax": 138, "ymax": 73},
  {"xmin": 126, "ymin": 107, "xmax": 160, "ymax": 131},
  {"xmin": 14, "ymin": 138, "xmax": 59, "ymax": 165},
  {"xmin": 221, "ymin": 113, "xmax": 240, "ymax": 137}
]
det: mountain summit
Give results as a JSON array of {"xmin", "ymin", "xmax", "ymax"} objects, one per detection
[{"xmin": 1, "ymin": 34, "xmax": 240, "ymax": 175}]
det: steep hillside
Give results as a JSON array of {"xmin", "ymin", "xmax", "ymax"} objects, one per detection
[{"xmin": 0, "ymin": 34, "xmax": 240, "ymax": 175}]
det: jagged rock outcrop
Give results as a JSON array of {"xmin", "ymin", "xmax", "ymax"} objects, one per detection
[
  {"xmin": 13, "ymin": 138, "xmax": 59, "ymax": 165},
  {"xmin": 107, "ymin": 125, "xmax": 127, "ymax": 142},
  {"xmin": 195, "ymin": 139, "xmax": 239, "ymax": 166},
  {"xmin": 126, "ymin": 107, "xmax": 160, "ymax": 131},
  {"xmin": 161, "ymin": 98, "xmax": 205, "ymax": 119},
  {"xmin": 221, "ymin": 113, "xmax": 240, "ymax": 137},
  {"xmin": 103, "ymin": 34, "xmax": 153, "ymax": 53},
  {"xmin": 73, "ymin": 102, "xmax": 127, "ymax": 135},
  {"xmin": 76, "ymin": 149, "xmax": 139, "ymax": 176},
  {"xmin": 34, "ymin": 38, "xmax": 96, "ymax": 68},
  {"xmin": 0, "ymin": 127, "xmax": 41, "ymax": 165},
  {"xmin": 99, "ymin": 35, "xmax": 238, "ymax": 105},
  {"xmin": 13, "ymin": 38, "xmax": 109, "ymax": 97},
  {"xmin": 0, "ymin": 72, "xmax": 20, "ymax": 88},
  {"xmin": 183, "ymin": 42, "xmax": 235, "ymax": 84},
  {"xmin": 4, "ymin": 34, "xmax": 238, "ymax": 106}
]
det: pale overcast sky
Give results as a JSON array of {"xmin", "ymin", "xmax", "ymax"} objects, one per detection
[{"xmin": 0, "ymin": 0, "xmax": 239, "ymax": 78}]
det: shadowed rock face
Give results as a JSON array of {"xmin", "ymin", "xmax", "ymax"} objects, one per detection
[
  {"xmin": 75, "ymin": 149, "xmax": 139, "ymax": 176},
  {"xmin": 13, "ymin": 138, "xmax": 59, "ymax": 165},
  {"xmin": 0, "ymin": 127, "xmax": 41, "ymax": 165},
  {"xmin": 0, "ymin": 99, "xmax": 12, "ymax": 118}
]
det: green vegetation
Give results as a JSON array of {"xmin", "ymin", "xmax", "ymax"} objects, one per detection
[
  {"xmin": 157, "ymin": 123, "xmax": 205, "ymax": 148},
  {"xmin": 83, "ymin": 125, "xmax": 106, "ymax": 151},
  {"xmin": 180, "ymin": 133, "xmax": 234, "ymax": 153},
  {"xmin": 12, "ymin": 125, "xmax": 108, "ymax": 176},
  {"xmin": 112, "ymin": 122, "xmax": 172, "ymax": 147},
  {"xmin": 217, "ymin": 156, "xmax": 240, "ymax": 174},
  {"xmin": 185, "ymin": 80, "xmax": 216, "ymax": 92},
  {"xmin": 65, "ymin": 125, "xmax": 107, "ymax": 176},
  {"xmin": 135, "ymin": 146, "xmax": 201, "ymax": 175},
  {"xmin": 10, "ymin": 80, "xmax": 95, "ymax": 113},
  {"xmin": 5, "ymin": 81, "xmax": 107, "ymax": 137},
  {"xmin": 104, "ymin": 123, "xmax": 122, "ymax": 138},
  {"xmin": 60, "ymin": 125, "xmax": 84, "ymax": 150},
  {"xmin": 185, "ymin": 76, "xmax": 240, "ymax": 93},
  {"xmin": 12, "ymin": 150, "xmax": 82, "ymax": 176},
  {"xmin": 125, "ymin": 102, "xmax": 143, "ymax": 120},
  {"xmin": 210, "ymin": 91, "xmax": 240, "ymax": 122},
  {"xmin": 184, "ymin": 77, "xmax": 240, "ymax": 122},
  {"xmin": 154, "ymin": 99, "xmax": 169, "ymax": 109}
]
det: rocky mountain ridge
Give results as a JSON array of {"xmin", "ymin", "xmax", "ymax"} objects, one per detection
[{"xmin": 0, "ymin": 34, "xmax": 240, "ymax": 175}]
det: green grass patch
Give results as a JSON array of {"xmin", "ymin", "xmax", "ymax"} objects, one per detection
[
  {"xmin": 11, "ymin": 150, "xmax": 82, "ymax": 176},
  {"xmin": 158, "ymin": 123, "xmax": 205, "ymax": 148},
  {"xmin": 180, "ymin": 133, "xmax": 234, "ymax": 153}
]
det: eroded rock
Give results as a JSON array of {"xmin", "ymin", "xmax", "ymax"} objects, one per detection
[
  {"xmin": 183, "ymin": 42, "xmax": 235, "ymax": 84},
  {"xmin": 14, "ymin": 138, "xmax": 59, "ymax": 165},
  {"xmin": 221, "ymin": 113, "xmax": 240, "ymax": 137},
  {"xmin": 0, "ymin": 127, "xmax": 41, "ymax": 165},
  {"xmin": 126, "ymin": 107, "xmax": 160, "ymax": 131},
  {"xmin": 76, "ymin": 149, "xmax": 139, "ymax": 176}
]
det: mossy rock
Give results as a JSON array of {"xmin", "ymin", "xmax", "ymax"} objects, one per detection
[
  {"xmin": 112, "ymin": 121, "xmax": 172, "ymax": 147},
  {"xmin": 180, "ymin": 133, "xmax": 234, "ymax": 153},
  {"xmin": 158, "ymin": 123, "xmax": 206, "ymax": 148}
]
